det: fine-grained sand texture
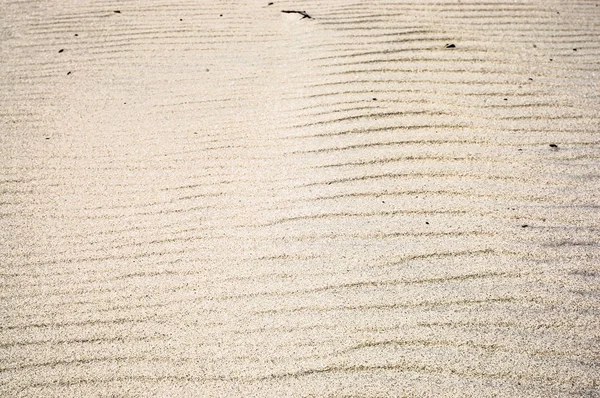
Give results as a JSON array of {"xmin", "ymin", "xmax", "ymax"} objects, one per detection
[{"xmin": 1, "ymin": 1, "xmax": 599, "ymax": 397}]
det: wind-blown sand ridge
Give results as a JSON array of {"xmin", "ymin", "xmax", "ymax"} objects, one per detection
[{"xmin": 1, "ymin": 0, "xmax": 599, "ymax": 396}]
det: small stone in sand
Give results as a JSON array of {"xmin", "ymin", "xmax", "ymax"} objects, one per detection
[
  {"xmin": 372, "ymin": 98, "xmax": 377, "ymax": 101},
  {"xmin": 67, "ymin": 71, "xmax": 71, "ymax": 75},
  {"xmin": 445, "ymin": 43, "xmax": 455, "ymax": 48},
  {"xmin": 522, "ymin": 224, "xmax": 528, "ymax": 228},
  {"xmin": 114, "ymin": 10, "xmax": 121, "ymax": 13},
  {"xmin": 58, "ymin": 49, "xmax": 64, "ymax": 53},
  {"xmin": 549, "ymin": 144, "xmax": 558, "ymax": 148}
]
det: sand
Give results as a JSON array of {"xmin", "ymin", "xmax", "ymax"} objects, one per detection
[{"xmin": 1, "ymin": 0, "xmax": 599, "ymax": 396}]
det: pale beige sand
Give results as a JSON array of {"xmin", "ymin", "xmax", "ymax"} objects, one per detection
[{"xmin": 1, "ymin": 0, "xmax": 599, "ymax": 397}]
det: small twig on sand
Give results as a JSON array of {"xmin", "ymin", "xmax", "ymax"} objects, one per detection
[{"xmin": 281, "ymin": 10, "xmax": 312, "ymax": 19}]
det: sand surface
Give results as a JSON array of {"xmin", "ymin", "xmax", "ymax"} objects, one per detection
[{"xmin": 1, "ymin": 0, "xmax": 599, "ymax": 396}]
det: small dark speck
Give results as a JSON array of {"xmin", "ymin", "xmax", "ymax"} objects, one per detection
[
  {"xmin": 220, "ymin": 14, "xmax": 223, "ymax": 17},
  {"xmin": 124, "ymin": 102, "xmax": 127, "ymax": 105},
  {"xmin": 206, "ymin": 68, "xmax": 210, "ymax": 72},
  {"xmin": 549, "ymin": 144, "xmax": 558, "ymax": 148},
  {"xmin": 114, "ymin": 10, "xmax": 121, "ymax": 13},
  {"xmin": 573, "ymin": 48, "xmax": 577, "ymax": 51},
  {"xmin": 58, "ymin": 49, "xmax": 64, "ymax": 53},
  {"xmin": 522, "ymin": 224, "xmax": 529, "ymax": 228},
  {"xmin": 382, "ymin": 200, "xmax": 385, "ymax": 203},
  {"xmin": 556, "ymin": 11, "xmax": 560, "ymax": 14},
  {"xmin": 45, "ymin": 137, "xmax": 50, "ymax": 140},
  {"xmin": 67, "ymin": 71, "xmax": 71, "ymax": 75},
  {"xmin": 549, "ymin": 58, "xmax": 553, "ymax": 61},
  {"xmin": 533, "ymin": 44, "xmax": 537, "ymax": 48},
  {"xmin": 372, "ymin": 98, "xmax": 377, "ymax": 101},
  {"xmin": 445, "ymin": 43, "xmax": 455, "ymax": 48},
  {"xmin": 74, "ymin": 34, "xmax": 78, "ymax": 37},
  {"xmin": 425, "ymin": 222, "xmax": 429, "ymax": 225},
  {"xmin": 518, "ymin": 148, "xmax": 523, "ymax": 151},
  {"xmin": 180, "ymin": 18, "xmax": 183, "ymax": 21},
  {"xmin": 194, "ymin": 132, "xmax": 198, "ymax": 135},
  {"xmin": 268, "ymin": 2, "xmax": 274, "ymax": 5},
  {"xmin": 503, "ymin": 98, "xmax": 508, "ymax": 101},
  {"xmin": 528, "ymin": 78, "xmax": 533, "ymax": 81}
]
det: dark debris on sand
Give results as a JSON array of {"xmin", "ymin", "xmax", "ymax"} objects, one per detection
[{"xmin": 282, "ymin": 10, "xmax": 312, "ymax": 19}]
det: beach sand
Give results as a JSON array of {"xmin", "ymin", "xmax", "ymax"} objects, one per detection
[{"xmin": 1, "ymin": 0, "xmax": 599, "ymax": 396}]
